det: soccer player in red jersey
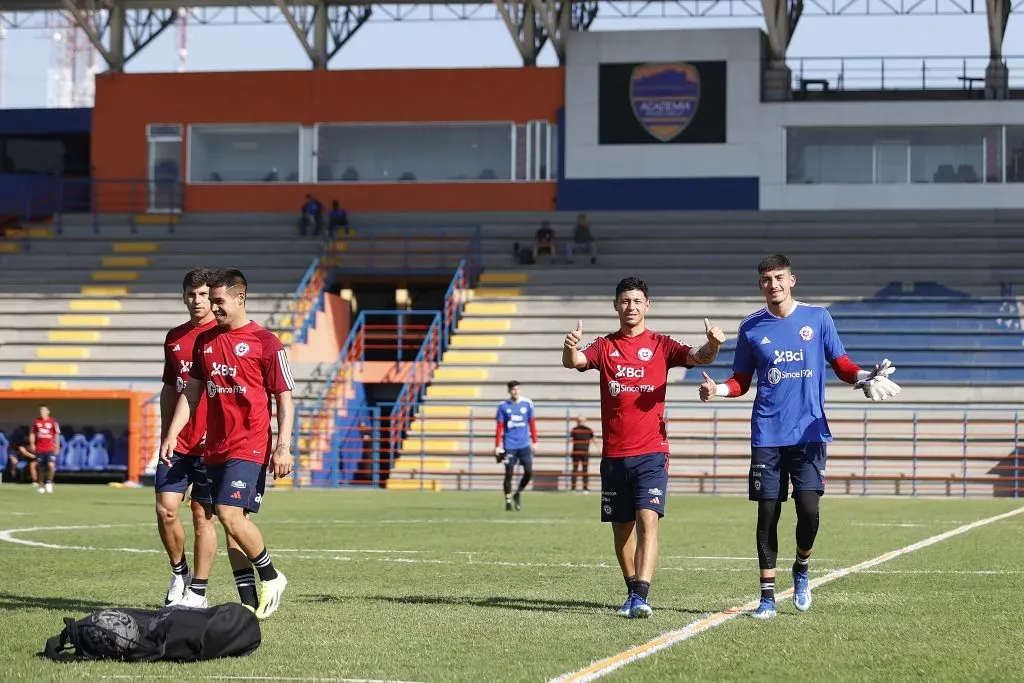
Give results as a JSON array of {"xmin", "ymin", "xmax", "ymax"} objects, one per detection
[
  {"xmin": 561, "ymin": 276, "xmax": 725, "ymax": 618},
  {"xmin": 161, "ymin": 268, "xmax": 295, "ymax": 619},
  {"xmin": 156, "ymin": 268, "xmax": 218, "ymax": 608},
  {"xmin": 30, "ymin": 405, "xmax": 60, "ymax": 494}
]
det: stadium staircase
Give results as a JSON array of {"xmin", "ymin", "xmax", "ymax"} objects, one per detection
[
  {"xmin": 291, "ymin": 225, "xmax": 480, "ymax": 492},
  {"xmin": 394, "ymin": 213, "xmax": 1024, "ymax": 497}
]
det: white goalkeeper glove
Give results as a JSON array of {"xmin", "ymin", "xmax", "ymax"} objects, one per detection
[{"xmin": 854, "ymin": 358, "xmax": 901, "ymax": 402}]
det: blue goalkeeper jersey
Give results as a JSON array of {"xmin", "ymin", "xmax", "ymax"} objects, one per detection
[
  {"xmin": 496, "ymin": 398, "xmax": 535, "ymax": 450},
  {"xmin": 732, "ymin": 302, "xmax": 847, "ymax": 447}
]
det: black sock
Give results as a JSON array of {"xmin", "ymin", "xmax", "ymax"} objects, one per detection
[
  {"xmin": 189, "ymin": 578, "xmax": 208, "ymax": 597},
  {"xmin": 793, "ymin": 551, "xmax": 810, "ymax": 575},
  {"xmin": 171, "ymin": 557, "xmax": 189, "ymax": 577},
  {"xmin": 633, "ymin": 580, "xmax": 650, "ymax": 601},
  {"xmin": 249, "ymin": 548, "xmax": 279, "ymax": 582},
  {"xmin": 624, "ymin": 574, "xmax": 636, "ymax": 595},
  {"xmin": 760, "ymin": 577, "xmax": 775, "ymax": 601},
  {"xmin": 234, "ymin": 568, "xmax": 258, "ymax": 609}
]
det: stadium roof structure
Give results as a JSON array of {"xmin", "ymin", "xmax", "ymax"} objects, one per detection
[{"xmin": 0, "ymin": 0, "xmax": 1015, "ymax": 71}]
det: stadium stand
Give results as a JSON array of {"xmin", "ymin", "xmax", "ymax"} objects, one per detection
[
  {"xmin": 0, "ymin": 214, "xmax": 327, "ymax": 479},
  {"xmin": 0, "ymin": 215, "xmax": 322, "ymax": 391}
]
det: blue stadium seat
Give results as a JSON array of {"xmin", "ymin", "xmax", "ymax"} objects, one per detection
[
  {"xmin": 0, "ymin": 431, "xmax": 8, "ymax": 462},
  {"xmin": 62, "ymin": 434, "xmax": 90, "ymax": 472},
  {"xmin": 111, "ymin": 431, "xmax": 130, "ymax": 471},
  {"xmin": 85, "ymin": 433, "xmax": 111, "ymax": 471}
]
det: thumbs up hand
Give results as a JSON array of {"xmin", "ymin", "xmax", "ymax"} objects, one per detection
[
  {"xmin": 704, "ymin": 318, "xmax": 726, "ymax": 346},
  {"xmin": 698, "ymin": 371, "xmax": 717, "ymax": 403},
  {"xmin": 565, "ymin": 319, "xmax": 584, "ymax": 349}
]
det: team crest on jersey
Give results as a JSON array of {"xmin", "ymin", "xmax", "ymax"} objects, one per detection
[
  {"xmin": 234, "ymin": 342, "xmax": 250, "ymax": 356},
  {"xmin": 637, "ymin": 347, "xmax": 654, "ymax": 362},
  {"xmin": 607, "ymin": 380, "xmax": 621, "ymax": 397},
  {"xmin": 175, "ymin": 376, "xmax": 186, "ymax": 393},
  {"xmin": 207, "ymin": 381, "xmax": 217, "ymax": 398},
  {"xmin": 799, "ymin": 326, "xmax": 814, "ymax": 341}
]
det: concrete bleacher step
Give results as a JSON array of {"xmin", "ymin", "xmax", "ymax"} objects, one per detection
[{"xmin": 0, "ymin": 218, "xmax": 324, "ymax": 391}]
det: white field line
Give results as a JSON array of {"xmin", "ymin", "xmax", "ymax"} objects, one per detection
[{"xmin": 548, "ymin": 504, "xmax": 1024, "ymax": 683}]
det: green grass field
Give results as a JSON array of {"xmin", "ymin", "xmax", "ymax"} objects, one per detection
[{"xmin": 0, "ymin": 486, "xmax": 1022, "ymax": 682}]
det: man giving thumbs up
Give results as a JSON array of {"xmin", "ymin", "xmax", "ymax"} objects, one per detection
[{"xmin": 561, "ymin": 276, "xmax": 725, "ymax": 620}]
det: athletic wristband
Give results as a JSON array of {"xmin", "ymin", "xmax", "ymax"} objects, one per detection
[{"xmin": 715, "ymin": 383, "xmax": 731, "ymax": 398}]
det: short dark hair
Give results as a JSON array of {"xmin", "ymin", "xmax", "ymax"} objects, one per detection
[
  {"xmin": 615, "ymin": 277, "xmax": 649, "ymax": 300},
  {"xmin": 182, "ymin": 267, "xmax": 214, "ymax": 292},
  {"xmin": 757, "ymin": 254, "xmax": 792, "ymax": 275},
  {"xmin": 211, "ymin": 268, "xmax": 248, "ymax": 293},
  {"xmin": 507, "ymin": 380, "xmax": 520, "ymax": 390}
]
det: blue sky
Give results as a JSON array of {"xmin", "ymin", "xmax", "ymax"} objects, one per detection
[{"xmin": 0, "ymin": 10, "xmax": 1020, "ymax": 108}]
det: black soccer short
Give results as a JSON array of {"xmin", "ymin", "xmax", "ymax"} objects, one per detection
[
  {"xmin": 749, "ymin": 441, "xmax": 827, "ymax": 502},
  {"xmin": 600, "ymin": 452, "xmax": 668, "ymax": 523}
]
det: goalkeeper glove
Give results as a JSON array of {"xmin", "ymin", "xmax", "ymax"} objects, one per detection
[
  {"xmin": 494, "ymin": 446, "xmax": 506, "ymax": 463},
  {"xmin": 854, "ymin": 358, "xmax": 901, "ymax": 401}
]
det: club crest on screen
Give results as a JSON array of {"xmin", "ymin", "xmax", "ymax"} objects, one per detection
[{"xmin": 629, "ymin": 62, "xmax": 701, "ymax": 142}]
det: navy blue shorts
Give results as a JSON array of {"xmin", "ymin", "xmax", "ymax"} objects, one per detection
[
  {"xmin": 155, "ymin": 452, "xmax": 212, "ymax": 504},
  {"xmin": 36, "ymin": 452, "xmax": 57, "ymax": 467},
  {"xmin": 600, "ymin": 452, "xmax": 669, "ymax": 523},
  {"xmin": 504, "ymin": 447, "xmax": 533, "ymax": 470},
  {"xmin": 749, "ymin": 442, "xmax": 827, "ymax": 502},
  {"xmin": 207, "ymin": 459, "xmax": 268, "ymax": 514}
]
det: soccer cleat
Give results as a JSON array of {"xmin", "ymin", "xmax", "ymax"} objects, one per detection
[
  {"xmin": 792, "ymin": 569, "xmax": 812, "ymax": 612},
  {"xmin": 751, "ymin": 597, "xmax": 777, "ymax": 620},
  {"xmin": 165, "ymin": 571, "xmax": 192, "ymax": 606},
  {"xmin": 513, "ymin": 492, "xmax": 521, "ymax": 511},
  {"xmin": 176, "ymin": 590, "xmax": 208, "ymax": 609},
  {"xmin": 505, "ymin": 500, "xmax": 512, "ymax": 512},
  {"xmin": 255, "ymin": 572, "xmax": 288, "ymax": 619},
  {"xmin": 629, "ymin": 594, "xmax": 653, "ymax": 619},
  {"xmin": 615, "ymin": 595, "xmax": 635, "ymax": 618},
  {"xmin": 44, "ymin": 482, "xmax": 53, "ymax": 494},
  {"xmin": 36, "ymin": 486, "xmax": 45, "ymax": 494}
]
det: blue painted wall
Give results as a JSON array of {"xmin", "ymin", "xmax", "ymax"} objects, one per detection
[
  {"xmin": 0, "ymin": 108, "xmax": 91, "ymax": 135},
  {"xmin": 554, "ymin": 107, "xmax": 760, "ymax": 212}
]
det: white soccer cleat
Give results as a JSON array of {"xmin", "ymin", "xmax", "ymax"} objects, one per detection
[
  {"xmin": 44, "ymin": 482, "xmax": 53, "ymax": 494},
  {"xmin": 164, "ymin": 572, "xmax": 192, "ymax": 606},
  {"xmin": 36, "ymin": 486, "xmax": 45, "ymax": 494},
  {"xmin": 176, "ymin": 590, "xmax": 208, "ymax": 609},
  {"xmin": 255, "ymin": 572, "xmax": 288, "ymax": 620}
]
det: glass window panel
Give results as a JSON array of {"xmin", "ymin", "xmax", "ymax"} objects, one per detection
[
  {"xmin": 786, "ymin": 126, "xmax": 1000, "ymax": 185},
  {"xmin": 316, "ymin": 123, "xmax": 513, "ymax": 182},
  {"xmin": 190, "ymin": 125, "xmax": 300, "ymax": 183},
  {"xmin": 550, "ymin": 123, "xmax": 559, "ymax": 180},
  {"xmin": 1007, "ymin": 126, "xmax": 1024, "ymax": 183},
  {"xmin": 874, "ymin": 141, "xmax": 909, "ymax": 184},
  {"xmin": 514, "ymin": 124, "xmax": 527, "ymax": 181}
]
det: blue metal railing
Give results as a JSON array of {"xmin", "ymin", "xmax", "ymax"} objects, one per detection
[{"xmin": 295, "ymin": 259, "xmax": 472, "ymax": 487}]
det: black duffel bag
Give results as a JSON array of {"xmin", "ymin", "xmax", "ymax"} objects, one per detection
[{"xmin": 40, "ymin": 603, "xmax": 261, "ymax": 663}]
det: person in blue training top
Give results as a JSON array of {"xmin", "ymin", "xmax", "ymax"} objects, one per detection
[
  {"xmin": 699, "ymin": 254, "xmax": 901, "ymax": 620},
  {"xmin": 494, "ymin": 380, "xmax": 539, "ymax": 511}
]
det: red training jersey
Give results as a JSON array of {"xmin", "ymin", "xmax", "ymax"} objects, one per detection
[
  {"xmin": 163, "ymin": 319, "xmax": 216, "ymax": 457},
  {"xmin": 191, "ymin": 321, "xmax": 295, "ymax": 466},
  {"xmin": 32, "ymin": 417, "xmax": 60, "ymax": 454},
  {"xmin": 579, "ymin": 329, "xmax": 693, "ymax": 457}
]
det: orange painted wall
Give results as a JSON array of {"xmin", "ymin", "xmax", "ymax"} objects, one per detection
[{"xmin": 92, "ymin": 68, "xmax": 565, "ymax": 213}]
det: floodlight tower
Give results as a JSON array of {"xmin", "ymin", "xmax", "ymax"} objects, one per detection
[{"xmin": 47, "ymin": 11, "xmax": 99, "ymax": 108}]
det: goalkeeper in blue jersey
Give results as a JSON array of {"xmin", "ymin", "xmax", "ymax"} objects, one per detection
[
  {"xmin": 495, "ymin": 380, "xmax": 538, "ymax": 511},
  {"xmin": 698, "ymin": 254, "xmax": 900, "ymax": 620}
]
